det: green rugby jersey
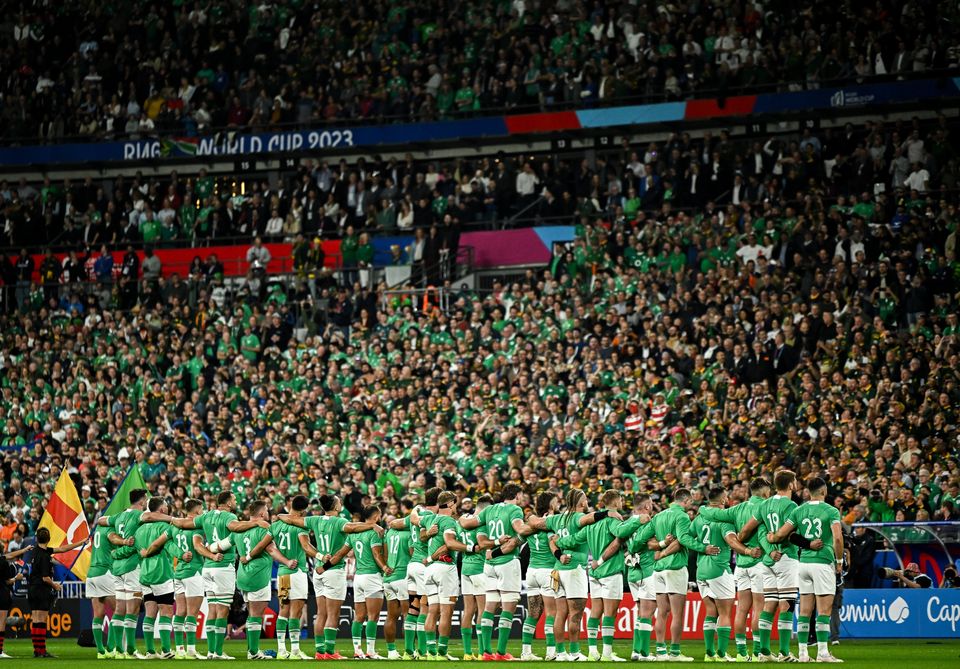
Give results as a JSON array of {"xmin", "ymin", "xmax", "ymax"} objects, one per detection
[
  {"xmin": 236, "ymin": 526, "xmax": 273, "ymax": 592},
  {"xmin": 690, "ymin": 510, "xmax": 736, "ymax": 580},
  {"xmin": 306, "ymin": 514, "xmax": 348, "ymax": 570},
  {"xmin": 619, "ymin": 520, "xmax": 657, "ymax": 582},
  {"xmin": 425, "ymin": 514, "xmax": 461, "ymax": 559},
  {"xmin": 460, "ymin": 525, "xmax": 487, "ymax": 576},
  {"xmin": 135, "ymin": 521, "xmax": 177, "ymax": 585},
  {"xmin": 650, "ymin": 503, "xmax": 702, "ymax": 571},
  {"xmin": 477, "ymin": 502, "xmax": 523, "ymax": 566},
  {"xmin": 410, "ymin": 509, "xmax": 435, "ymax": 563},
  {"xmin": 109, "ymin": 508, "xmax": 145, "ymax": 576},
  {"xmin": 384, "ymin": 527, "xmax": 411, "ymax": 583},
  {"xmin": 88, "ymin": 524, "xmax": 113, "ymax": 579},
  {"xmin": 789, "ymin": 501, "xmax": 841, "ymax": 565},
  {"xmin": 697, "ymin": 496, "xmax": 765, "ymax": 568},
  {"xmin": 352, "ymin": 528, "xmax": 384, "ymax": 575},
  {"xmin": 195, "ymin": 509, "xmax": 239, "ymax": 568},
  {"xmin": 173, "ymin": 526, "xmax": 204, "ymax": 578},
  {"xmin": 546, "ymin": 512, "xmax": 586, "ymax": 570},
  {"xmin": 270, "ymin": 519, "xmax": 308, "ymax": 575},
  {"xmin": 755, "ymin": 494, "xmax": 800, "ymax": 565},
  {"xmin": 557, "ymin": 516, "xmax": 624, "ymax": 579},
  {"xmin": 526, "ymin": 527, "xmax": 556, "ymax": 570}
]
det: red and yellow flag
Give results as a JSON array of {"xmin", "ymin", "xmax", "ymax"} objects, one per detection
[{"xmin": 38, "ymin": 469, "xmax": 91, "ymax": 580}]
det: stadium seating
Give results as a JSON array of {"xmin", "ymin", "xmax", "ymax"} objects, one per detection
[{"xmin": 0, "ymin": 1, "xmax": 955, "ymax": 143}]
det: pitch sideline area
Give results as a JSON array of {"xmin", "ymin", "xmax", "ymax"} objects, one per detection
[{"xmin": 2, "ymin": 639, "xmax": 957, "ymax": 666}]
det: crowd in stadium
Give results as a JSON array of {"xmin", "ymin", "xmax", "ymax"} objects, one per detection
[
  {"xmin": 0, "ymin": 1, "xmax": 959, "ymax": 662},
  {"xmin": 0, "ymin": 0, "xmax": 957, "ymax": 143},
  {"xmin": 0, "ymin": 108, "xmax": 957, "ymax": 575},
  {"xmin": 1, "ymin": 110, "xmax": 957, "ymax": 251}
]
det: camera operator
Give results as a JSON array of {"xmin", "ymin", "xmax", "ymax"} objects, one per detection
[
  {"xmin": 879, "ymin": 562, "xmax": 933, "ymax": 588},
  {"xmin": 940, "ymin": 565, "xmax": 960, "ymax": 588}
]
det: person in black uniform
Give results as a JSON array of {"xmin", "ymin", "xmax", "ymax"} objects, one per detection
[
  {"xmin": 28, "ymin": 528, "xmax": 86, "ymax": 658},
  {"xmin": 0, "ymin": 545, "xmax": 32, "ymax": 658}
]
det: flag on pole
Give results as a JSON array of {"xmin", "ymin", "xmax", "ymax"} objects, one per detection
[
  {"xmin": 38, "ymin": 469, "xmax": 92, "ymax": 580},
  {"xmin": 105, "ymin": 465, "xmax": 148, "ymax": 517}
]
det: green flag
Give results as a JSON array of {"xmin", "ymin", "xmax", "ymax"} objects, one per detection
[{"xmin": 105, "ymin": 466, "xmax": 149, "ymax": 517}]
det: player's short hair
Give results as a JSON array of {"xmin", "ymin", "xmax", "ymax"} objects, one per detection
[
  {"xmin": 319, "ymin": 494, "xmax": 338, "ymax": 512},
  {"xmin": 501, "ymin": 483, "xmax": 522, "ymax": 501},
  {"xmin": 400, "ymin": 498, "xmax": 415, "ymax": 512},
  {"xmin": 291, "ymin": 495, "xmax": 309, "ymax": 512},
  {"xmin": 148, "ymin": 497, "xmax": 166, "ymax": 512},
  {"xmin": 437, "ymin": 491, "xmax": 457, "ymax": 508},
  {"xmin": 750, "ymin": 477, "xmax": 771, "ymax": 493},
  {"xmin": 600, "ymin": 489, "xmax": 621, "ymax": 506},
  {"xmin": 424, "ymin": 487, "xmax": 442, "ymax": 506},
  {"xmin": 672, "ymin": 487, "xmax": 692, "ymax": 503},
  {"xmin": 216, "ymin": 491, "xmax": 234, "ymax": 506},
  {"xmin": 185, "ymin": 498, "xmax": 203, "ymax": 513},
  {"xmin": 707, "ymin": 487, "xmax": 726, "ymax": 502},
  {"xmin": 248, "ymin": 500, "xmax": 267, "ymax": 517},
  {"xmin": 807, "ymin": 477, "xmax": 827, "ymax": 494},
  {"xmin": 634, "ymin": 493, "xmax": 651, "ymax": 508},
  {"xmin": 774, "ymin": 470, "xmax": 797, "ymax": 491},
  {"xmin": 37, "ymin": 527, "xmax": 51, "ymax": 544},
  {"xmin": 477, "ymin": 493, "xmax": 494, "ymax": 510},
  {"xmin": 129, "ymin": 488, "xmax": 148, "ymax": 505},
  {"xmin": 535, "ymin": 491, "xmax": 554, "ymax": 516},
  {"xmin": 362, "ymin": 504, "xmax": 381, "ymax": 520}
]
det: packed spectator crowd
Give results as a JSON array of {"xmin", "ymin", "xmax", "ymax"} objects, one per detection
[
  {"xmin": 1, "ymin": 0, "xmax": 958, "ymax": 144},
  {"xmin": 1, "ymin": 101, "xmax": 959, "ymax": 591}
]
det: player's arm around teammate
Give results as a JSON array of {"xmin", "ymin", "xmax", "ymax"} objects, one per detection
[{"xmin": 426, "ymin": 491, "xmax": 480, "ymax": 660}]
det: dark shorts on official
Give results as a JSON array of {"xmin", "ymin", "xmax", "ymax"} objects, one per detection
[{"xmin": 27, "ymin": 587, "xmax": 54, "ymax": 611}]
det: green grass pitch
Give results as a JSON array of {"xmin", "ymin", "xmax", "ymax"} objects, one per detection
[{"xmin": 1, "ymin": 639, "xmax": 958, "ymax": 666}]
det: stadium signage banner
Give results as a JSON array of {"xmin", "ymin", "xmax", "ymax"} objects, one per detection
[
  {"xmin": 837, "ymin": 589, "xmax": 960, "ymax": 638},
  {"xmin": 2, "ymin": 79, "xmax": 959, "ymax": 167}
]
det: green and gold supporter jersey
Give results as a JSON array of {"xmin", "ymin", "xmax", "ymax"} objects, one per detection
[
  {"xmin": 755, "ymin": 494, "xmax": 800, "ymax": 565},
  {"xmin": 789, "ymin": 501, "xmax": 842, "ymax": 564},
  {"xmin": 173, "ymin": 527, "xmax": 204, "ymax": 578},
  {"xmin": 410, "ymin": 509, "xmax": 435, "ymax": 562},
  {"xmin": 697, "ymin": 496, "xmax": 765, "ymax": 568},
  {"xmin": 306, "ymin": 514, "xmax": 348, "ymax": 570},
  {"xmin": 352, "ymin": 528, "xmax": 384, "ymax": 575},
  {"xmin": 195, "ymin": 509, "xmax": 239, "ymax": 568},
  {"xmin": 557, "ymin": 515, "xmax": 624, "ymax": 579},
  {"xmin": 621, "ymin": 520, "xmax": 657, "ymax": 583},
  {"xmin": 690, "ymin": 511, "xmax": 736, "ymax": 580},
  {"xmin": 88, "ymin": 523, "xmax": 114, "ymax": 579},
  {"xmin": 477, "ymin": 502, "xmax": 523, "ymax": 565},
  {"xmin": 135, "ymin": 521, "xmax": 177, "ymax": 586},
  {"xmin": 546, "ymin": 512, "xmax": 586, "ymax": 570},
  {"xmin": 384, "ymin": 528, "xmax": 411, "ymax": 583},
  {"xmin": 650, "ymin": 503, "xmax": 702, "ymax": 571},
  {"xmin": 461, "ymin": 525, "xmax": 488, "ymax": 576},
  {"xmin": 270, "ymin": 519, "xmax": 307, "ymax": 575},
  {"xmin": 236, "ymin": 526, "xmax": 273, "ymax": 592},
  {"xmin": 109, "ymin": 508, "xmax": 145, "ymax": 576},
  {"xmin": 527, "ymin": 527, "xmax": 556, "ymax": 570}
]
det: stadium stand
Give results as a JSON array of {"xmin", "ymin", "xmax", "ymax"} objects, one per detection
[
  {"xmin": 0, "ymin": 2, "xmax": 958, "ymax": 615},
  {"xmin": 1, "ymin": 0, "xmax": 957, "ymax": 143},
  {"xmin": 0, "ymin": 109, "xmax": 958, "ymax": 597}
]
